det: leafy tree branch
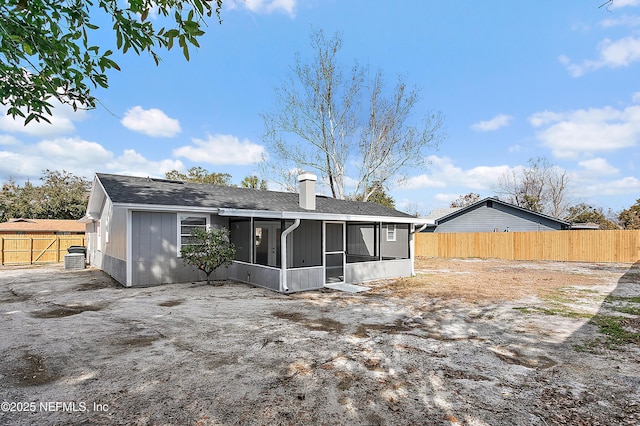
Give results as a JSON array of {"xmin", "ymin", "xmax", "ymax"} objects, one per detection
[{"xmin": 0, "ymin": 0, "xmax": 222, "ymax": 124}]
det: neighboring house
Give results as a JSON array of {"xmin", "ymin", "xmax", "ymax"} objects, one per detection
[
  {"xmin": 423, "ymin": 197, "xmax": 571, "ymax": 233},
  {"xmin": 81, "ymin": 173, "xmax": 429, "ymax": 292},
  {"xmin": 570, "ymin": 222, "xmax": 601, "ymax": 230},
  {"xmin": 0, "ymin": 218, "xmax": 86, "ymax": 235}
]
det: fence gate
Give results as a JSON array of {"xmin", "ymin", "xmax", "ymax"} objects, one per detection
[{"xmin": 1, "ymin": 236, "xmax": 86, "ymax": 265}]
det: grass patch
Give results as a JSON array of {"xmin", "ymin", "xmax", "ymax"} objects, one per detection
[
  {"xmin": 575, "ymin": 289, "xmax": 601, "ymax": 294},
  {"xmin": 606, "ymin": 295, "xmax": 640, "ymax": 304},
  {"xmin": 610, "ymin": 305, "xmax": 640, "ymax": 315},
  {"xmin": 541, "ymin": 294, "xmax": 577, "ymax": 304},
  {"xmin": 573, "ymin": 339, "xmax": 605, "ymax": 353},
  {"xmin": 589, "ymin": 315, "xmax": 640, "ymax": 347},
  {"xmin": 513, "ymin": 305, "xmax": 591, "ymax": 319}
]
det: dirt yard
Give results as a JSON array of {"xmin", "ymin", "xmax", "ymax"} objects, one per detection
[{"xmin": 1, "ymin": 258, "xmax": 639, "ymax": 425}]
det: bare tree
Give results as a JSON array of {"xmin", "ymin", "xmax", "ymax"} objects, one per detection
[
  {"xmin": 355, "ymin": 72, "xmax": 443, "ymax": 201},
  {"xmin": 497, "ymin": 157, "xmax": 574, "ymax": 218},
  {"xmin": 261, "ymin": 28, "xmax": 443, "ymax": 201},
  {"xmin": 450, "ymin": 193, "xmax": 481, "ymax": 208},
  {"xmin": 261, "ymin": 29, "xmax": 362, "ymax": 198},
  {"xmin": 546, "ymin": 167, "xmax": 572, "ymax": 219}
]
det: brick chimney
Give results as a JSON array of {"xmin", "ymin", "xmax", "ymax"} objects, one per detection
[{"xmin": 298, "ymin": 172, "xmax": 317, "ymax": 210}]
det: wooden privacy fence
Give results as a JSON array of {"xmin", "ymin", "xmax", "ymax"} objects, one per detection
[
  {"xmin": 415, "ymin": 230, "xmax": 640, "ymax": 263},
  {"xmin": 1, "ymin": 236, "xmax": 86, "ymax": 265}
]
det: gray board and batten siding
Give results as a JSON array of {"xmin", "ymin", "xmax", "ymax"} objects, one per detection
[
  {"xmin": 130, "ymin": 211, "xmax": 228, "ymax": 286},
  {"xmin": 427, "ymin": 199, "xmax": 570, "ymax": 233}
]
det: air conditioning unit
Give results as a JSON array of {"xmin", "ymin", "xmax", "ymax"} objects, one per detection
[{"xmin": 64, "ymin": 253, "xmax": 85, "ymax": 270}]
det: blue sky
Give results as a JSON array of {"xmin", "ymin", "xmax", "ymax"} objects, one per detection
[{"xmin": 1, "ymin": 0, "xmax": 639, "ymax": 216}]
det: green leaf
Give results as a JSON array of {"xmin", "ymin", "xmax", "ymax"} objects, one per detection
[
  {"xmin": 7, "ymin": 107, "xmax": 26, "ymax": 118},
  {"xmin": 182, "ymin": 43, "xmax": 190, "ymax": 61},
  {"xmin": 22, "ymin": 43, "xmax": 33, "ymax": 56}
]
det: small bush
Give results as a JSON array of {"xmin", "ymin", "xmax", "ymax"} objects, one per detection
[{"xmin": 181, "ymin": 227, "xmax": 236, "ymax": 285}]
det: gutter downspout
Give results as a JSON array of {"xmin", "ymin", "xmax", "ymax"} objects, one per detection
[
  {"xmin": 280, "ymin": 219, "xmax": 301, "ymax": 293},
  {"xmin": 409, "ymin": 223, "xmax": 428, "ymax": 276}
]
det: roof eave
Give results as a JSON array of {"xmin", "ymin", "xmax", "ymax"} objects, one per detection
[
  {"xmin": 218, "ymin": 208, "xmax": 433, "ymax": 224},
  {"xmin": 109, "ymin": 203, "xmax": 431, "ymax": 224}
]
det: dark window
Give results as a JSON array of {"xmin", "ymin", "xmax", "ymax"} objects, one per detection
[
  {"xmin": 229, "ymin": 220, "xmax": 251, "ymax": 262},
  {"xmin": 254, "ymin": 220, "xmax": 281, "ymax": 267},
  {"xmin": 346, "ymin": 222, "xmax": 379, "ymax": 263}
]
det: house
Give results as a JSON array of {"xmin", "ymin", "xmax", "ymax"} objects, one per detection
[
  {"xmin": 0, "ymin": 218, "xmax": 86, "ymax": 235},
  {"xmin": 81, "ymin": 173, "xmax": 430, "ymax": 292},
  {"xmin": 422, "ymin": 197, "xmax": 571, "ymax": 233},
  {"xmin": 570, "ymin": 222, "xmax": 601, "ymax": 230}
]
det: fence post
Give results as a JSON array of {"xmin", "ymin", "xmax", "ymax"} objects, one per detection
[
  {"xmin": 1, "ymin": 237, "xmax": 3, "ymax": 265},
  {"xmin": 29, "ymin": 238, "xmax": 33, "ymax": 264},
  {"xmin": 56, "ymin": 237, "xmax": 60, "ymax": 263}
]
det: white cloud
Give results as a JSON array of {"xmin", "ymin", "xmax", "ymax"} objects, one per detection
[
  {"xmin": 434, "ymin": 193, "xmax": 462, "ymax": 204},
  {"xmin": 600, "ymin": 14, "xmax": 640, "ymax": 28},
  {"xmin": 529, "ymin": 110, "xmax": 564, "ymax": 127},
  {"xmin": 578, "ymin": 158, "xmax": 620, "ymax": 176},
  {"xmin": 106, "ymin": 149, "xmax": 184, "ymax": 177},
  {"xmin": 608, "ymin": 0, "xmax": 640, "ymax": 9},
  {"xmin": 343, "ymin": 175, "xmax": 359, "ymax": 190},
  {"xmin": 471, "ymin": 114, "xmax": 512, "ymax": 132},
  {"xmin": 120, "ymin": 106, "xmax": 181, "ymax": 137},
  {"xmin": 401, "ymin": 156, "xmax": 511, "ymax": 191},
  {"xmin": 571, "ymin": 157, "xmax": 639, "ymax": 201},
  {"xmin": 173, "ymin": 134, "xmax": 265, "ymax": 165},
  {"xmin": 0, "ymin": 137, "xmax": 109, "ymax": 178},
  {"xmin": 633, "ymin": 91, "xmax": 640, "ymax": 102},
  {"xmin": 529, "ymin": 105, "xmax": 640, "ymax": 158},
  {"xmin": 0, "ymin": 138, "xmax": 183, "ymax": 181},
  {"xmin": 227, "ymin": 0, "xmax": 296, "ymax": 16},
  {"xmin": 0, "ymin": 102, "xmax": 85, "ymax": 137},
  {"xmin": 583, "ymin": 176, "xmax": 640, "ymax": 196},
  {"xmin": 0, "ymin": 135, "xmax": 19, "ymax": 146},
  {"xmin": 37, "ymin": 137, "xmax": 112, "ymax": 167},
  {"xmin": 560, "ymin": 36, "xmax": 640, "ymax": 77}
]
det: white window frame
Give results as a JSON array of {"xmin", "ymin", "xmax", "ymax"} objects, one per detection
[
  {"xmin": 386, "ymin": 223, "xmax": 396, "ymax": 242},
  {"xmin": 96, "ymin": 220, "xmax": 102, "ymax": 251},
  {"xmin": 177, "ymin": 213, "xmax": 210, "ymax": 257},
  {"xmin": 104, "ymin": 212, "xmax": 110, "ymax": 244}
]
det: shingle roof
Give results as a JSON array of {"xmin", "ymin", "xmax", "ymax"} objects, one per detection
[
  {"xmin": 0, "ymin": 219, "xmax": 85, "ymax": 233},
  {"xmin": 96, "ymin": 173, "xmax": 415, "ymax": 219},
  {"xmin": 424, "ymin": 207, "xmax": 461, "ymax": 220}
]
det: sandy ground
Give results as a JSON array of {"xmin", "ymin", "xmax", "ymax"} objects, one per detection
[{"xmin": 0, "ymin": 258, "xmax": 639, "ymax": 425}]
